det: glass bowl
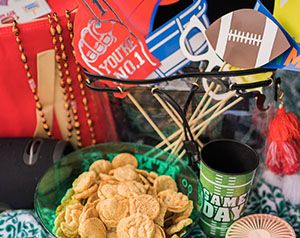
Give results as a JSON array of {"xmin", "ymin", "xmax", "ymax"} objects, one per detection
[{"xmin": 35, "ymin": 143, "xmax": 201, "ymax": 237}]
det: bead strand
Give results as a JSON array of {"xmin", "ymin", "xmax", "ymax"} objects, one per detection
[
  {"xmin": 48, "ymin": 15, "xmax": 74, "ymax": 142},
  {"xmin": 12, "ymin": 21, "xmax": 52, "ymax": 138},
  {"xmin": 65, "ymin": 10, "xmax": 97, "ymax": 145},
  {"xmin": 52, "ymin": 13, "xmax": 83, "ymax": 148}
]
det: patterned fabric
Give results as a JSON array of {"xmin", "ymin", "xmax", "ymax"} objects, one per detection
[
  {"xmin": 0, "ymin": 210, "xmax": 48, "ymax": 238},
  {"xmin": 0, "ymin": 180, "xmax": 299, "ymax": 238}
]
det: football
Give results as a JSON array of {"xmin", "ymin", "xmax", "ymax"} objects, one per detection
[{"xmin": 205, "ymin": 9, "xmax": 290, "ymax": 68}]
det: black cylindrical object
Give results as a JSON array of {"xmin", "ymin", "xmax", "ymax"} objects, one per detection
[{"xmin": 0, "ymin": 138, "xmax": 73, "ymax": 209}]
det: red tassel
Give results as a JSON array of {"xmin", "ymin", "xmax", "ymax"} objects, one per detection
[{"xmin": 266, "ymin": 107, "xmax": 300, "ymax": 175}]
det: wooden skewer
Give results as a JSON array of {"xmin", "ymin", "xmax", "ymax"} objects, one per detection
[
  {"xmin": 156, "ymin": 128, "xmax": 182, "ymax": 149},
  {"xmin": 156, "ymin": 85, "xmax": 237, "ymax": 153},
  {"xmin": 157, "ymin": 98, "xmax": 227, "ymax": 153},
  {"xmin": 189, "ymin": 83, "xmax": 215, "ymax": 122},
  {"xmin": 169, "ymin": 128, "xmax": 203, "ymax": 154},
  {"xmin": 167, "ymin": 129, "xmax": 201, "ymax": 155},
  {"xmin": 188, "ymin": 64, "xmax": 232, "ymax": 128},
  {"xmin": 187, "ymin": 84, "xmax": 221, "ymax": 132},
  {"xmin": 153, "ymin": 92, "xmax": 201, "ymax": 156},
  {"xmin": 190, "ymin": 92, "xmax": 237, "ymax": 134},
  {"xmin": 178, "ymin": 97, "xmax": 243, "ymax": 159},
  {"xmin": 127, "ymin": 93, "xmax": 171, "ymax": 146},
  {"xmin": 169, "ymin": 84, "xmax": 221, "ymax": 154},
  {"xmin": 178, "ymin": 99, "xmax": 233, "ymax": 159},
  {"xmin": 194, "ymin": 97, "xmax": 243, "ymax": 139},
  {"xmin": 155, "ymin": 64, "xmax": 235, "ymax": 158},
  {"xmin": 156, "ymin": 83, "xmax": 217, "ymax": 150},
  {"xmin": 189, "ymin": 91, "xmax": 237, "ymax": 129},
  {"xmin": 156, "ymin": 83, "xmax": 218, "ymax": 150},
  {"xmin": 171, "ymin": 134, "xmax": 184, "ymax": 155},
  {"xmin": 170, "ymin": 83, "xmax": 219, "ymax": 152},
  {"xmin": 194, "ymin": 85, "xmax": 221, "ymax": 121},
  {"xmin": 173, "ymin": 98, "xmax": 227, "ymax": 156},
  {"xmin": 174, "ymin": 93, "xmax": 238, "ymax": 157},
  {"xmin": 152, "ymin": 92, "xmax": 183, "ymax": 129}
]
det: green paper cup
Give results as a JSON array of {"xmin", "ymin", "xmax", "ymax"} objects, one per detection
[{"xmin": 199, "ymin": 139, "xmax": 259, "ymax": 237}]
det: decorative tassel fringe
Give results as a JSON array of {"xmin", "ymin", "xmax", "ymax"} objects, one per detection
[
  {"xmin": 266, "ymin": 108, "xmax": 300, "ymax": 175},
  {"xmin": 267, "ymin": 108, "xmax": 300, "ymax": 142},
  {"xmin": 266, "ymin": 140, "xmax": 300, "ymax": 174}
]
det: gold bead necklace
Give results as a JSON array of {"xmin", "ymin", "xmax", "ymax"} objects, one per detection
[
  {"xmin": 47, "ymin": 14, "xmax": 74, "ymax": 142},
  {"xmin": 65, "ymin": 10, "xmax": 97, "ymax": 145},
  {"xmin": 12, "ymin": 13, "xmax": 97, "ymax": 147},
  {"xmin": 12, "ymin": 21, "xmax": 53, "ymax": 138},
  {"xmin": 48, "ymin": 13, "xmax": 83, "ymax": 148}
]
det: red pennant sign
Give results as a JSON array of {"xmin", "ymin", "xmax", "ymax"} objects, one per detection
[{"xmin": 74, "ymin": 0, "xmax": 160, "ymax": 97}]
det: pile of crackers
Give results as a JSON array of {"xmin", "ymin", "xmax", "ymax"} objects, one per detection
[{"xmin": 54, "ymin": 153, "xmax": 194, "ymax": 238}]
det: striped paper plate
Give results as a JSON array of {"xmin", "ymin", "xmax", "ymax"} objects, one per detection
[{"xmin": 226, "ymin": 214, "xmax": 296, "ymax": 238}]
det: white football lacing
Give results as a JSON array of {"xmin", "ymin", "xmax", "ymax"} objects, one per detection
[{"xmin": 227, "ymin": 29, "xmax": 263, "ymax": 46}]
